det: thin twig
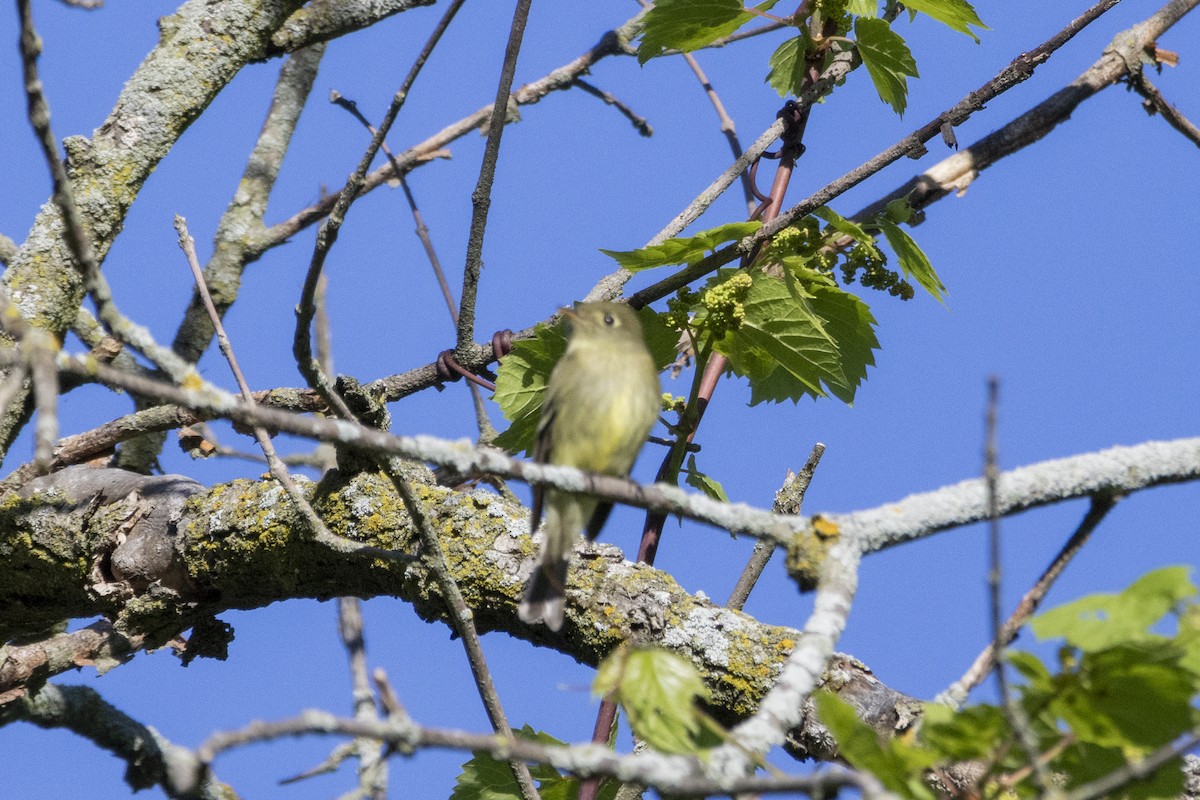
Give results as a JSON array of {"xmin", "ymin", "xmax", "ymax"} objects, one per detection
[
  {"xmin": 985, "ymin": 379, "xmax": 1050, "ymax": 791},
  {"xmin": 6, "ymin": 684, "xmax": 232, "ymax": 800},
  {"xmin": 937, "ymin": 492, "xmax": 1118, "ymax": 707},
  {"xmin": 339, "ymin": 597, "xmax": 388, "ymax": 799},
  {"xmin": 294, "ymin": 0, "xmax": 467, "ymax": 416},
  {"xmin": 176, "ymin": 216, "xmax": 409, "ymax": 563},
  {"xmin": 16, "ymin": 0, "xmax": 191, "ymax": 390},
  {"xmin": 1129, "ymin": 72, "xmax": 1200, "ymax": 148},
  {"xmin": 680, "ymin": 52, "xmax": 755, "ymax": 213},
  {"xmin": 172, "ymin": 43, "xmax": 327, "ymax": 366},
  {"xmin": 1063, "ymin": 727, "xmax": 1200, "ymax": 800},
  {"xmin": 260, "ymin": 15, "xmax": 644, "ymax": 256},
  {"xmin": 573, "ymin": 79, "xmax": 652, "ymax": 136},
  {"xmin": 625, "ymin": 0, "xmax": 1130, "ymax": 309},
  {"xmin": 195, "ymin": 706, "xmax": 874, "ymax": 797},
  {"xmin": 329, "ymin": 91, "xmax": 497, "ymax": 441},
  {"xmin": 727, "ymin": 443, "xmax": 825, "ymax": 611},
  {"xmin": 455, "ymin": 0, "xmax": 534, "ymax": 358},
  {"xmin": 380, "ymin": 457, "xmax": 541, "ymax": 800}
]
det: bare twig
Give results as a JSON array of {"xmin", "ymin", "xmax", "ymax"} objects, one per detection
[
  {"xmin": 172, "ymin": 43, "xmax": 327, "ymax": 367},
  {"xmin": 195, "ymin": 706, "xmax": 875, "ymax": 797},
  {"xmin": 937, "ymin": 493, "xmax": 1118, "ymax": 707},
  {"xmin": 176, "ymin": 216, "xmax": 408, "ymax": 563},
  {"xmin": 17, "ymin": 0, "xmax": 196, "ymax": 385},
  {"xmin": 294, "ymin": 0, "xmax": 467, "ymax": 416},
  {"xmin": 1065, "ymin": 728, "xmax": 1200, "ymax": 800},
  {"xmin": 984, "ymin": 380, "xmax": 1051, "ymax": 791},
  {"xmin": 680, "ymin": 51, "xmax": 755, "ymax": 213},
  {"xmin": 3, "ymin": 684, "xmax": 231, "ymax": 799},
  {"xmin": 726, "ymin": 443, "xmax": 825, "ymax": 611},
  {"xmin": 573, "ymin": 79, "xmax": 652, "ymax": 136},
  {"xmin": 339, "ymin": 597, "xmax": 388, "ymax": 799},
  {"xmin": 381, "ymin": 457, "xmax": 541, "ymax": 800},
  {"xmin": 454, "ymin": 0, "xmax": 534, "ymax": 359},
  {"xmin": 1129, "ymin": 72, "xmax": 1200, "ymax": 148},
  {"xmin": 261, "ymin": 15, "xmax": 643, "ymax": 255},
  {"xmin": 329, "ymin": 91, "xmax": 497, "ymax": 441}
]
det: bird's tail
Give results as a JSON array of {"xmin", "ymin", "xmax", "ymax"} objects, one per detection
[{"xmin": 518, "ymin": 556, "xmax": 569, "ymax": 632}]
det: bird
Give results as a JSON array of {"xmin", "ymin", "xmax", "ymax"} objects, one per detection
[{"xmin": 518, "ymin": 302, "xmax": 661, "ymax": 632}]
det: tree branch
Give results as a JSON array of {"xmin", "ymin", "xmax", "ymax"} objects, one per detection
[
  {"xmin": 1, "ymin": 684, "xmax": 231, "ymax": 799},
  {"xmin": 2, "ymin": 0, "xmax": 307, "ymax": 460}
]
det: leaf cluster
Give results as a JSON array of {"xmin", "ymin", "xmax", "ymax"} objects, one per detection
[
  {"xmin": 639, "ymin": 0, "xmax": 986, "ymax": 116},
  {"xmin": 821, "ymin": 566, "xmax": 1200, "ymax": 800}
]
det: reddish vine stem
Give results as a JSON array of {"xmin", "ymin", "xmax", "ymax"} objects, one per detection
[{"xmin": 579, "ymin": 101, "xmax": 809, "ymax": 800}]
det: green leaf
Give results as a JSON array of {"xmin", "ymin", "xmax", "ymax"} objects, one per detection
[
  {"xmin": 637, "ymin": 0, "xmax": 781, "ymax": 64},
  {"xmin": 814, "ymin": 206, "xmax": 876, "ymax": 247},
  {"xmin": 1056, "ymin": 742, "xmax": 1185, "ymax": 800},
  {"xmin": 1006, "ymin": 649, "xmax": 1054, "ymax": 692},
  {"xmin": 1053, "ymin": 643, "xmax": 1197, "ymax": 753},
  {"xmin": 492, "ymin": 321, "xmax": 567, "ymax": 456},
  {"xmin": 875, "ymin": 217, "xmax": 947, "ymax": 302},
  {"xmin": 900, "ymin": 0, "xmax": 986, "ymax": 42},
  {"xmin": 639, "ymin": 306, "xmax": 683, "ymax": 371},
  {"xmin": 451, "ymin": 726, "xmax": 564, "ymax": 800},
  {"xmin": 713, "ymin": 269, "xmax": 877, "ymax": 405},
  {"xmin": 919, "ymin": 703, "xmax": 1007, "ymax": 762},
  {"xmin": 684, "ymin": 455, "xmax": 729, "ymax": 503},
  {"xmin": 815, "ymin": 692, "xmax": 939, "ymax": 800},
  {"xmin": 883, "ymin": 197, "xmax": 914, "ymax": 224},
  {"xmin": 766, "ymin": 35, "xmax": 808, "ymax": 98},
  {"xmin": 847, "ymin": 0, "xmax": 878, "ymax": 15},
  {"xmin": 493, "ymin": 308, "xmax": 675, "ymax": 455},
  {"xmin": 600, "ymin": 221, "xmax": 761, "ymax": 272},
  {"xmin": 854, "ymin": 17, "xmax": 919, "ymax": 116},
  {"xmin": 1031, "ymin": 566, "xmax": 1197, "ymax": 652},
  {"xmin": 594, "ymin": 645, "xmax": 715, "ymax": 755}
]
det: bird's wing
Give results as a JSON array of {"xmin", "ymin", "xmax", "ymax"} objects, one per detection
[{"xmin": 529, "ymin": 393, "xmax": 558, "ymax": 536}]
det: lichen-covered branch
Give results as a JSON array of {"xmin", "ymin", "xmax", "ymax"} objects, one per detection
[
  {"xmin": 0, "ymin": 0, "xmax": 307, "ymax": 459},
  {"xmin": 0, "ymin": 466, "xmax": 804, "ymax": 733},
  {"xmin": 171, "ymin": 43, "xmax": 328, "ymax": 367},
  {"xmin": 269, "ymin": 0, "xmax": 435, "ymax": 54}
]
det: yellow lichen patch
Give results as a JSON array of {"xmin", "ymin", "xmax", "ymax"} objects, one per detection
[{"xmin": 811, "ymin": 515, "xmax": 840, "ymax": 539}]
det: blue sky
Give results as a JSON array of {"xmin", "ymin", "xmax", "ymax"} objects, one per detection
[{"xmin": 2, "ymin": 1, "xmax": 1198, "ymax": 797}]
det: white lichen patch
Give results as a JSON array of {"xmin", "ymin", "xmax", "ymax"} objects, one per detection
[{"xmin": 662, "ymin": 606, "xmax": 750, "ymax": 669}]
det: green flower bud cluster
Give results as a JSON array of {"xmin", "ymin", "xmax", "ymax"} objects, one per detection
[
  {"xmin": 701, "ymin": 271, "xmax": 753, "ymax": 338},
  {"xmin": 660, "ymin": 393, "xmax": 688, "ymax": 413},
  {"xmin": 665, "ymin": 287, "xmax": 697, "ymax": 330},
  {"xmin": 767, "ymin": 218, "xmax": 823, "ymax": 261},
  {"xmin": 815, "ymin": 0, "xmax": 852, "ymax": 34},
  {"xmin": 840, "ymin": 244, "xmax": 914, "ymax": 299}
]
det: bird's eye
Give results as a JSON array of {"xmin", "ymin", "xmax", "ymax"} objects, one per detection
[{"xmin": 603, "ymin": 314, "xmax": 615, "ymax": 326}]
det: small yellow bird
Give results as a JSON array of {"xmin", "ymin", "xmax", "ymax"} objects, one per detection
[{"xmin": 518, "ymin": 302, "xmax": 661, "ymax": 632}]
